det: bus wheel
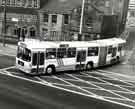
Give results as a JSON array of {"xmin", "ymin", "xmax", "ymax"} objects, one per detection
[
  {"xmin": 86, "ymin": 62, "xmax": 93, "ymax": 70},
  {"xmin": 46, "ymin": 66, "xmax": 55, "ymax": 75},
  {"xmin": 116, "ymin": 56, "xmax": 120, "ymax": 63}
]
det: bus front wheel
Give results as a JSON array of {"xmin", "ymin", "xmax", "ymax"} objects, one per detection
[
  {"xmin": 46, "ymin": 66, "xmax": 55, "ymax": 75},
  {"xmin": 86, "ymin": 62, "xmax": 93, "ymax": 70}
]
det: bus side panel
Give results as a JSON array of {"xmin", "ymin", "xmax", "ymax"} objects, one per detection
[{"xmin": 98, "ymin": 47, "xmax": 107, "ymax": 66}]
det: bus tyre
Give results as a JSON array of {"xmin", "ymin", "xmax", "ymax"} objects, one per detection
[
  {"xmin": 86, "ymin": 62, "xmax": 93, "ymax": 70},
  {"xmin": 46, "ymin": 66, "xmax": 55, "ymax": 75},
  {"xmin": 116, "ymin": 56, "xmax": 120, "ymax": 63}
]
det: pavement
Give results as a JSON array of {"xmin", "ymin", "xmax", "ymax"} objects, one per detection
[{"xmin": 0, "ymin": 43, "xmax": 17, "ymax": 57}]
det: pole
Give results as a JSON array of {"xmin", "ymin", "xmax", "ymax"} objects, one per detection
[
  {"xmin": 3, "ymin": 0, "xmax": 7, "ymax": 47},
  {"xmin": 79, "ymin": 0, "xmax": 85, "ymax": 41},
  {"xmin": 111, "ymin": 0, "xmax": 114, "ymax": 15}
]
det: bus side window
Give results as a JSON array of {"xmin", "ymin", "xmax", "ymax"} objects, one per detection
[
  {"xmin": 67, "ymin": 48, "xmax": 76, "ymax": 58},
  {"xmin": 118, "ymin": 44, "xmax": 122, "ymax": 51},
  {"xmin": 108, "ymin": 46, "xmax": 113, "ymax": 54},
  {"xmin": 88, "ymin": 47, "xmax": 98, "ymax": 56},
  {"xmin": 46, "ymin": 48, "xmax": 56, "ymax": 59},
  {"xmin": 57, "ymin": 48, "xmax": 67, "ymax": 58}
]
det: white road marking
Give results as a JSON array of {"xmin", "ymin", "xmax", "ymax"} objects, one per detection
[
  {"xmin": 0, "ymin": 70, "xmax": 134, "ymax": 108},
  {"xmin": 53, "ymin": 75, "xmax": 96, "ymax": 95},
  {"xmin": 35, "ymin": 77, "xmax": 52, "ymax": 86},
  {"xmin": 70, "ymin": 73, "xmax": 135, "ymax": 102},
  {"xmin": 0, "ymin": 66, "xmax": 16, "ymax": 71},
  {"xmin": 98, "ymin": 69, "xmax": 135, "ymax": 80},
  {"xmin": 92, "ymin": 71, "xmax": 135, "ymax": 94}
]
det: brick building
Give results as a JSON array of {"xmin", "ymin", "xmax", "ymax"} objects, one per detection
[
  {"xmin": 126, "ymin": 0, "xmax": 135, "ymax": 28},
  {"xmin": 39, "ymin": 0, "xmax": 129, "ymax": 41},
  {"xmin": 0, "ymin": 0, "xmax": 129, "ymax": 41},
  {"xmin": 0, "ymin": 0, "xmax": 40, "ymax": 39}
]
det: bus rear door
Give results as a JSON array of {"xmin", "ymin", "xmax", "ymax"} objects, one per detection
[
  {"xmin": 32, "ymin": 52, "xmax": 44, "ymax": 74},
  {"xmin": 76, "ymin": 50, "xmax": 86, "ymax": 70},
  {"xmin": 98, "ymin": 47, "xmax": 107, "ymax": 66}
]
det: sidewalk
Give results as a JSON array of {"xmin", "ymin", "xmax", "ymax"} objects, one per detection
[{"xmin": 0, "ymin": 43, "xmax": 17, "ymax": 57}]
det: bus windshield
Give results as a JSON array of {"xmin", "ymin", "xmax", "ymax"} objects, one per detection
[{"xmin": 17, "ymin": 46, "xmax": 31, "ymax": 62}]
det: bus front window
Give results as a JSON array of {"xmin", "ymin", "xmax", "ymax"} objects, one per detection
[{"xmin": 17, "ymin": 46, "xmax": 31, "ymax": 62}]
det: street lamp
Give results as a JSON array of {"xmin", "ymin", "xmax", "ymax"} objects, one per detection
[
  {"xmin": 2, "ymin": 0, "xmax": 7, "ymax": 47},
  {"xmin": 79, "ymin": 0, "xmax": 85, "ymax": 41}
]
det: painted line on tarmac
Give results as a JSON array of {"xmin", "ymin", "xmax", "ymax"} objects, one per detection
[
  {"xmin": 84, "ymin": 72, "xmax": 135, "ymax": 98},
  {"xmin": 97, "ymin": 69, "xmax": 135, "ymax": 81},
  {"xmin": 0, "ymin": 66, "xmax": 16, "ymax": 71},
  {"xmin": 0, "ymin": 52, "xmax": 16, "ymax": 57},
  {"xmin": 53, "ymin": 75, "xmax": 96, "ymax": 95},
  {"xmin": 92, "ymin": 71, "xmax": 135, "ymax": 94},
  {"xmin": 66, "ymin": 73, "xmax": 134, "ymax": 102},
  {"xmin": 0, "ymin": 70, "xmax": 134, "ymax": 109}
]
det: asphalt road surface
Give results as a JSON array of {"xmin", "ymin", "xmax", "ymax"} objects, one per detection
[{"xmin": 0, "ymin": 54, "xmax": 134, "ymax": 109}]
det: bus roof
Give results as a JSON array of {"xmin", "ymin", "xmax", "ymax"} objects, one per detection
[
  {"xmin": 18, "ymin": 38, "xmax": 126, "ymax": 50},
  {"xmin": 18, "ymin": 39, "xmax": 99, "ymax": 50},
  {"xmin": 93, "ymin": 38, "xmax": 126, "ymax": 46}
]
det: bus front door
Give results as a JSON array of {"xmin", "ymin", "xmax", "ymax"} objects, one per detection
[
  {"xmin": 32, "ymin": 52, "xmax": 44, "ymax": 74},
  {"xmin": 76, "ymin": 50, "xmax": 86, "ymax": 70}
]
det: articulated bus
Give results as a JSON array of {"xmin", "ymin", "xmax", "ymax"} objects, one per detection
[{"xmin": 16, "ymin": 38, "xmax": 126, "ymax": 75}]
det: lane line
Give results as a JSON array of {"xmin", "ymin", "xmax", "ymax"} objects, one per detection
[
  {"xmin": 95, "ymin": 70, "xmax": 134, "ymax": 86},
  {"xmin": 35, "ymin": 77, "xmax": 52, "ymax": 86},
  {"xmin": 0, "ymin": 66, "xmax": 16, "ymax": 71},
  {"xmin": 0, "ymin": 53, "xmax": 16, "ymax": 57},
  {"xmin": 81, "ymin": 72, "xmax": 135, "ymax": 98},
  {"xmin": 92, "ymin": 71, "xmax": 135, "ymax": 94},
  {"xmin": 85, "ymin": 71, "xmax": 135, "ymax": 93},
  {"xmin": 98, "ymin": 69, "xmax": 135, "ymax": 80},
  {"xmin": 68, "ymin": 73, "xmax": 135, "ymax": 102},
  {"xmin": 53, "ymin": 75, "xmax": 96, "ymax": 95},
  {"xmin": 1, "ymin": 70, "xmax": 134, "ymax": 108}
]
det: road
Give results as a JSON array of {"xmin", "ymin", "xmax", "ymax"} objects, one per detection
[{"xmin": 0, "ymin": 54, "xmax": 134, "ymax": 109}]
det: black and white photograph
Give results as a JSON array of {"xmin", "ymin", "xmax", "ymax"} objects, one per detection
[{"xmin": 0, "ymin": 0, "xmax": 134, "ymax": 109}]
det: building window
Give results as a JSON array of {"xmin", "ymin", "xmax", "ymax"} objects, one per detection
[
  {"xmin": 29, "ymin": 27, "xmax": 36, "ymax": 37},
  {"xmin": 33, "ymin": 0, "xmax": 38, "ymax": 7},
  {"xmin": 16, "ymin": 0, "xmax": 21, "ymax": 7},
  {"xmin": 22, "ymin": 0, "xmax": 26, "ymax": 7},
  {"xmin": 52, "ymin": 15, "xmax": 57, "ymax": 24},
  {"xmin": 41, "ymin": 28, "xmax": 48, "ymax": 39},
  {"xmin": 63, "ymin": 14, "xmax": 69, "ymax": 24},
  {"xmin": 11, "ymin": 0, "xmax": 16, "ymax": 6},
  {"xmin": 43, "ymin": 13, "xmax": 48, "ymax": 23},
  {"xmin": 28, "ymin": 0, "xmax": 32, "ymax": 7},
  {"xmin": 7, "ymin": 0, "xmax": 10, "ymax": 5},
  {"xmin": 2, "ymin": 0, "xmax": 5, "ymax": 5},
  {"xmin": 130, "ymin": 11, "xmax": 135, "ymax": 17},
  {"xmin": 14, "ymin": 28, "xmax": 18, "ymax": 35}
]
